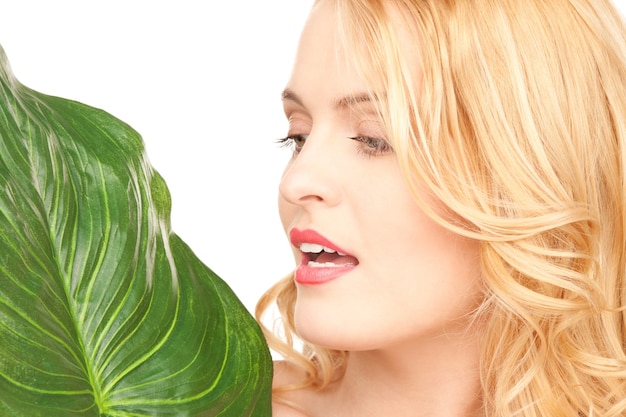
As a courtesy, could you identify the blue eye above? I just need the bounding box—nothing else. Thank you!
[276,134,308,154]
[348,136,393,157]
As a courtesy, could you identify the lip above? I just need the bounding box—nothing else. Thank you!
[289,228,358,285]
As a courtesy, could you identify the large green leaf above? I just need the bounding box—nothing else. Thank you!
[0,45,272,416]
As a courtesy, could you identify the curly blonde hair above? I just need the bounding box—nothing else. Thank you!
[256,0,626,415]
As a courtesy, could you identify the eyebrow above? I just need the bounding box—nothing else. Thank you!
[281,88,377,110]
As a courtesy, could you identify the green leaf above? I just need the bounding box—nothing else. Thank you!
[0,45,272,416]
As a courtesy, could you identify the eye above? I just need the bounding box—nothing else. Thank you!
[348,135,393,157]
[276,134,308,154]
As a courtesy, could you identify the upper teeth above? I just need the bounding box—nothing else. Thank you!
[300,243,346,256]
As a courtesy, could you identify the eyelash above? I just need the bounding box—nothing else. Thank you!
[348,135,393,157]
[276,135,307,154]
[276,135,393,157]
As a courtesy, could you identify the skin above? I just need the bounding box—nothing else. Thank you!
[274,1,485,416]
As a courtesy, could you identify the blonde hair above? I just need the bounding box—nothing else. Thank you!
[256,0,626,415]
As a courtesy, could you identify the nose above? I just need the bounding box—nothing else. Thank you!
[278,134,341,208]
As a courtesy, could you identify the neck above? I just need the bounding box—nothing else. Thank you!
[322,330,484,417]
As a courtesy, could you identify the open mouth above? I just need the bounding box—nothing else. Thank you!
[299,243,359,267]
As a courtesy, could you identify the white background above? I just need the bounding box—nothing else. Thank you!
[0,1,313,315]
[1,0,624,316]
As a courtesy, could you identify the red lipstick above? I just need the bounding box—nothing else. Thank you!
[289,228,358,285]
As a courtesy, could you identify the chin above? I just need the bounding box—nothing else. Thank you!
[294,312,382,352]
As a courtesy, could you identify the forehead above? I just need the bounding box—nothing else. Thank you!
[286,0,423,122]
[292,0,422,91]
[287,1,356,97]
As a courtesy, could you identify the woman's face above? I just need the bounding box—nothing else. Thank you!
[278,0,483,351]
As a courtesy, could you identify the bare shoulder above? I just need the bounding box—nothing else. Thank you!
[272,360,312,417]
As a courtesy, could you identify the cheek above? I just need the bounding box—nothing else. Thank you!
[278,195,296,232]
[277,197,302,265]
